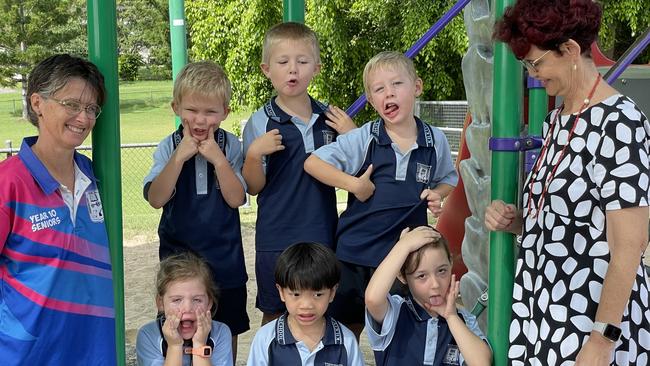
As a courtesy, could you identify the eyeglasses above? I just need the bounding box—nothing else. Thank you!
[520,50,551,73]
[47,97,102,119]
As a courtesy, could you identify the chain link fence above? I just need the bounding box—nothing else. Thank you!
[1,101,467,240]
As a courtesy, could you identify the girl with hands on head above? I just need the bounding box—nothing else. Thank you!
[364,226,492,366]
[136,252,234,366]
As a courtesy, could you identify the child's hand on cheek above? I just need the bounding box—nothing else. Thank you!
[198,125,223,164]
[192,308,212,345]
[425,274,459,319]
[175,120,200,164]
[162,309,184,346]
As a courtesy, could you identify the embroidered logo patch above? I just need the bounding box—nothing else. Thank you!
[86,190,105,223]
[443,344,460,365]
[322,130,335,145]
[416,162,432,184]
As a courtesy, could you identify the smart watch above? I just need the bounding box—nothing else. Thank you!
[184,345,212,358]
[592,322,622,342]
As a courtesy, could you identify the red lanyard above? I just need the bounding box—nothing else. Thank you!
[527,75,601,218]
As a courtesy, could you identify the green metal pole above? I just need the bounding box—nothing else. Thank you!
[488,0,522,364]
[169,0,187,127]
[528,77,547,135]
[86,1,125,365]
[283,0,305,23]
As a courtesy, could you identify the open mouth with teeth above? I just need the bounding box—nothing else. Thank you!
[179,319,197,339]
[66,124,86,134]
[192,128,209,140]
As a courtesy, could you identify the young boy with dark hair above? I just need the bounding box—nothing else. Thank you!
[143,61,249,361]
[304,51,458,338]
[247,243,364,366]
[242,22,355,325]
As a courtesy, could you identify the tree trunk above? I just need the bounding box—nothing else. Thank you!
[21,76,28,121]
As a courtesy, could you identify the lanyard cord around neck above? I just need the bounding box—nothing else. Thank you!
[526,75,602,218]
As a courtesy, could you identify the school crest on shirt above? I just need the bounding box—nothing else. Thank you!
[85,189,105,223]
[322,130,335,145]
[416,162,432,184]
[443,344,460,365]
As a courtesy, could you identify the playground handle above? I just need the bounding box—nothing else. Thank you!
[604,26,650,84]
[345,0,473,118]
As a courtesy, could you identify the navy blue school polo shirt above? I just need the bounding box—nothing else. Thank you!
[312,117,458,267]
[365,295,487,366]
[247,313,365,365]
[143,126,247,289]
[242,96,338,252]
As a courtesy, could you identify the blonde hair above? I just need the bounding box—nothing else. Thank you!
[156,252,220,316]
[172,61,231,107]
[363,51,418,95]
[262,22,320,64]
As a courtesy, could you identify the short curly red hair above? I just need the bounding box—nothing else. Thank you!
[494,0,602,59]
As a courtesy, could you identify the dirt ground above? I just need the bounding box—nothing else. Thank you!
[123,226,650,366]
[123,226,376,365]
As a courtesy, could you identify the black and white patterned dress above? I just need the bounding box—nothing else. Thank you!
[510,95,650,365]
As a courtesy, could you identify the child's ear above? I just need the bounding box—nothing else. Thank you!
[414,77,423,97]
[328,285,338,303]
[155,295,164,313]
[314,62,321,75]
[171,101,179,116]
[396,273,408,285]
[275,284,286,302]
[260,63,271,78]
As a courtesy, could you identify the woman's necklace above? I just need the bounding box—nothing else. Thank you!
[526,75,601,218]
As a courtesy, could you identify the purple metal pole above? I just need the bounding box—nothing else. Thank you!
[605,27,650,84]
[346,0,473,117]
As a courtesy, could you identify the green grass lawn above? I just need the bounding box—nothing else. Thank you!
[0,80,256,242]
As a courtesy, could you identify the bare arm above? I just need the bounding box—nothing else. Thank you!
[304,154,375,202]
[446,314,492,366]
[575,206,648,365]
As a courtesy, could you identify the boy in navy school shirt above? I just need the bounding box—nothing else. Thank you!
[304,51,458,338]
[247,242,365,366]
[242,22,355,325]
[143,61,249,362]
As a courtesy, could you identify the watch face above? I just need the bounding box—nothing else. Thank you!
[603,324,622,341]
[202,347,211,356]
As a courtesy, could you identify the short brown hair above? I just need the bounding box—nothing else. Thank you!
[363,51,418,96]
[26,54,105,127]
[156,251,220,316]
[400,229,452,278]
[172,61,231,108]
[262,22,320,64]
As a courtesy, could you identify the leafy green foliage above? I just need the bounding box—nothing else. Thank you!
[119,53,143,81]
[0,0,86,87]
[599,0,650,64]
[187,0,280,110]
[117,0,171,67]
[187,0,468,123]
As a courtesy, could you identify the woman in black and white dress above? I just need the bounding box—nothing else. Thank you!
[485,0,650,365]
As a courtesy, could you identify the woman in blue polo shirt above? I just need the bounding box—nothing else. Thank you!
[0,54,116,365]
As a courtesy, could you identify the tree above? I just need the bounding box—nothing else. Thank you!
[117,0,171,68]
[0,0,86,119]
[599,0,650,64]
[187,0,468,122]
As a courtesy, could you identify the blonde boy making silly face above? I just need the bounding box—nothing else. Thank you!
[143,61,250,363]
[242,23,355,327]
[304,51,458,338]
